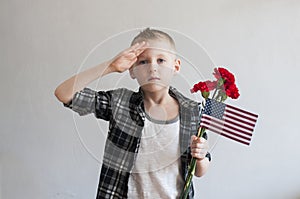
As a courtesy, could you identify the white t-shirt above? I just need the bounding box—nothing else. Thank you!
[128,113,184,199]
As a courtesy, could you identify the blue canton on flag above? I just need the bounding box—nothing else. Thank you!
[203,98,226,120]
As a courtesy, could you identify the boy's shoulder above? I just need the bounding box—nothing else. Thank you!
[107,87,135,95]
[106,87,200,109]
[112,87,143,96]
[169,86,200,108]
[105,87,143,104]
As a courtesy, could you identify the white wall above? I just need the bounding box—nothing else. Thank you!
[1,0,300,198]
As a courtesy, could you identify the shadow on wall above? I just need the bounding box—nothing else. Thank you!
[290,194,300,199]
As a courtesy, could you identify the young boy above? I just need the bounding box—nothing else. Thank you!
[55,28,210,199]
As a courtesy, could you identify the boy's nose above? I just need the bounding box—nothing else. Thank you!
[149,63,158,72]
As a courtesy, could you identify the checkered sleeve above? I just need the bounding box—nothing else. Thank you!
[63,88,112,121]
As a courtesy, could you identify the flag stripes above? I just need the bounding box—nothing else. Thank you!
[200,99,258,145]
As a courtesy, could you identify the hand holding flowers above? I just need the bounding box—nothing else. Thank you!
[180,67,240,199]
[190,136,209,161]
[190,135,210,178]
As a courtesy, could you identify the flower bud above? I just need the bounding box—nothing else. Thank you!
[201,91,210,99]
[217,78,225,87]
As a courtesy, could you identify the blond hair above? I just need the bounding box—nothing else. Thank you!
[131,28,176,50]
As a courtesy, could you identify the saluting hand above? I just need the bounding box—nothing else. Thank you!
[108,41,148,73]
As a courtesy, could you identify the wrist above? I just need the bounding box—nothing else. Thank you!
[102,60,115,75]
[194,157,210,177]
[195,157,205,162]
[195,152,211,162]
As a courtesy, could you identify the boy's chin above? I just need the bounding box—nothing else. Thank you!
[141,83,169,93]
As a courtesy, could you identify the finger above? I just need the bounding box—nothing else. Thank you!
[123,43,140,54]
[191,151,206,159]
[192,139,208,147]
[123,43,147,58]
[191,147,208,154]
[133,42,149,56]
[128,53,138,62]
[192,137,202,145]
[190,136,201,148]
[129,41,147,52]
[191,137,207,146]
[134,46,147,57]
[191,143,206,150]
[134,41,148,50]
[128,57,138,70]
[190,135,197,143]
[191,147,202,153]
[199,137,207,144]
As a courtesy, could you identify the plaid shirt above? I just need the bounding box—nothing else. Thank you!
[64,86,210,199]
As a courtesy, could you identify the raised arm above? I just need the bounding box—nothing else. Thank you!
[54,41,147,104]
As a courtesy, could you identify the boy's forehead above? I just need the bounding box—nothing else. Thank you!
[140,39,176,56]
[146,39,174,50]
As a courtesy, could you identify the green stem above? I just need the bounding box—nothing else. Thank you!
[212,78,225,99]
[181,79,226,198]
[211,88,218,99]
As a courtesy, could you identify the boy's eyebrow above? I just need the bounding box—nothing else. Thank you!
[138,53,170,59]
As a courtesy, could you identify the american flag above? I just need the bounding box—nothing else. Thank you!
[200,98,258,145]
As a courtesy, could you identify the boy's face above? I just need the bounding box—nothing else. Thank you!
[129,39,181,93]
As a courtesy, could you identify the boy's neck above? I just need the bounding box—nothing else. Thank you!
[142,86,179,121]
[142,87,172,105]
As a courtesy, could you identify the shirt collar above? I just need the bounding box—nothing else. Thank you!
[133,86,189,106]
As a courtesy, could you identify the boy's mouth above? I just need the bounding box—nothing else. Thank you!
[148,77,160,81]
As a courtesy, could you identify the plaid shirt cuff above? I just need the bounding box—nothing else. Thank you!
[63,88,97,116]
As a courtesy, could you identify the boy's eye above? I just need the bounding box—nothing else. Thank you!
[157,58,166,63]
[138,60,147,65]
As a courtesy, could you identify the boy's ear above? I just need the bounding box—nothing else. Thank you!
[174,58,181,74]
[129,67,136,79]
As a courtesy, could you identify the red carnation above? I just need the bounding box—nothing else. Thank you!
[225,84,240,99]
[213,67,235,86]
[191,81,217,93]
[191,67,239,100]
[205,80,217,91]
[191,81,208,93]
